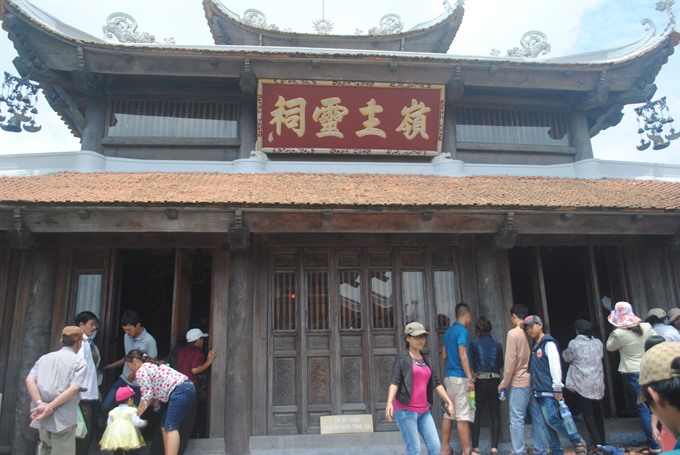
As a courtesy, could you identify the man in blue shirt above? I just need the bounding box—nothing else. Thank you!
[441,303,475,455]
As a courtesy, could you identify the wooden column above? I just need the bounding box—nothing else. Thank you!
[209,247,229,438]
[10,248,58,455]
[81,94,107,153]
[224,248,254,454]
[239,95,257,159]
[473,239,513,442]
[568,111,594,162]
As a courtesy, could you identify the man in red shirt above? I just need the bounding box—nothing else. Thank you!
[176,328,217,386]
[175,328,217,439]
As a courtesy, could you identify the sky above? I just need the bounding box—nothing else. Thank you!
[0,0,679,165]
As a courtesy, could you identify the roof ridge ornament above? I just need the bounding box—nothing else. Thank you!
[313,0,334,35]
[102,13,176,44]
[367,14,404,35]
[656,0,676,34]
[242,9,280,30]
[491,31,551,58]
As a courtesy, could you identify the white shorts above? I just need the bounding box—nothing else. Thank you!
[443,376,475,422]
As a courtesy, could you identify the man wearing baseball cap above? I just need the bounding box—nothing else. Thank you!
[638,342,680,453]
[524,315,587,455]
[646,308,680,342]
[25,326,89,454]
[667,308,680,334]
[176,328,218,437]
[177,328,217,386]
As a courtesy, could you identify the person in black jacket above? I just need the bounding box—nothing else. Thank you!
[470,316,504,454]
[386,322,454,455]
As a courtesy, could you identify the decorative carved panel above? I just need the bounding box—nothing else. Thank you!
[374,356,394,401]
[273,413,298,433]
[341,335,362,350]
[273,357,296,406]
[341,356,363,404]
[307,335,330,351]
[374,334,396,349]
[273,335,296,352]
[308,357,331,405]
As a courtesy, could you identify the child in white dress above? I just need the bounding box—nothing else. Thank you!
[99,385,147,454]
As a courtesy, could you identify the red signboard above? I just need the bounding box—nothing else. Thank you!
[257,80,445,156]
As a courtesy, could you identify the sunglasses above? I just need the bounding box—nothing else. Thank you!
[410,334,428,340]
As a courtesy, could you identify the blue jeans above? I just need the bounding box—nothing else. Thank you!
[509,386,548,455]
[162,380,196,432]
[394,408,441,455]
[622,372,660,450]
[100,377,140,413]
[534,396,582,455]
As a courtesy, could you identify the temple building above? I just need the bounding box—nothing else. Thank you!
[0,0,679,453]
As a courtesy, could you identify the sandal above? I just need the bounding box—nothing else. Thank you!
[473,449,481,454]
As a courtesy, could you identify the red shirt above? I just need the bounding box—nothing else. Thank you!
[176,344,205,386]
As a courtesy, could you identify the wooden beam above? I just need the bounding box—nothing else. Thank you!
[1,208,679,237]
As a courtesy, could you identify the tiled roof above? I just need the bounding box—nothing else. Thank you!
[0,172,679,211]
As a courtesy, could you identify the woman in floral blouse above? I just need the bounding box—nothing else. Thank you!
[125,349,196,455]
[562,319,605,450]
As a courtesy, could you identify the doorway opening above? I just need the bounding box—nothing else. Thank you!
[107,248,214,441]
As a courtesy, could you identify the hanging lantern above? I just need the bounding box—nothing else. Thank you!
[634,97,678,152]
[0,72,42,134]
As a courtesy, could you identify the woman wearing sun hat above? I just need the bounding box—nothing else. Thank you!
[606,301,660,453]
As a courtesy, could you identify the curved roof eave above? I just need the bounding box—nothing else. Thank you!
[2,0,104,43]
[545,17,678,64]
[203,0,464,53]
[2,0,676,70]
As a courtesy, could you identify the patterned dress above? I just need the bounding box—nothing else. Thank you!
[99,405,146,451]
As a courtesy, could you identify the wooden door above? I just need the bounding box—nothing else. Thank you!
[268,246,459,435]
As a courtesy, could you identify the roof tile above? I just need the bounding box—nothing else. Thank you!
[0,172,679,211]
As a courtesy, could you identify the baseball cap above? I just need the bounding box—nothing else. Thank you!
[638,342,680,403]
[404,322,429,337]
[62,326,83,341]
[667,308,680,323]
[523,315,543,326]
[186,328,209,343]
[647,308,667,319]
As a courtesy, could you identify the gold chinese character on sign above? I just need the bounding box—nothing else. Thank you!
[312,97,349,138]
[270,96,307,137]
[396,99,430,140]
[355,98,386,138]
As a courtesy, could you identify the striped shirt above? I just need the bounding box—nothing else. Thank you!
[27,347,88,432]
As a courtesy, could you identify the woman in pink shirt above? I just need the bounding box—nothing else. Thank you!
[386,322,454,455]
[125,349,196,455]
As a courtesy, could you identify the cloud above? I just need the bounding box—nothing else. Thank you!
[1,0,678,164]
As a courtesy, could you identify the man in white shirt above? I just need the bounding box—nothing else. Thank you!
[26,326,88,455]
[75,311,100,455]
